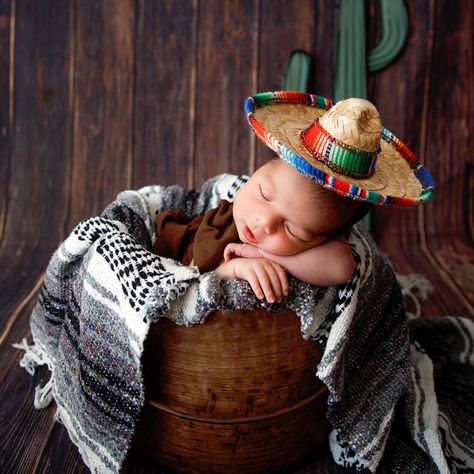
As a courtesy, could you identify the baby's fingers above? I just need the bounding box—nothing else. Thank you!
[223,243,236,262]
[245,271,265,301]
[255,263,283,303]
[262,262,288,302]
[273,263,289,297]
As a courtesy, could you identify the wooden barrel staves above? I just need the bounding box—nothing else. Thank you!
[132,309,330,473]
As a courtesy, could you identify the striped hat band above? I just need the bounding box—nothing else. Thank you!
[300,118,380,179]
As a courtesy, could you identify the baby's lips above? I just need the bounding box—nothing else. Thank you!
[243,225,258,244]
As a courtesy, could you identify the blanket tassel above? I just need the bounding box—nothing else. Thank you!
[12,337,49,375]
[13,337,55,408]
[396,273,433,319]
[34,377,54,409]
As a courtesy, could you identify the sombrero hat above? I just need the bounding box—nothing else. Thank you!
[244,91,434,207]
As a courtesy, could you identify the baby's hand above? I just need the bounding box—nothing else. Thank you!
[216,257,288,303]
[223,243,262,262]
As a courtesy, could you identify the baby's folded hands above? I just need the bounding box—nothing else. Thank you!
[232,257,289,304]
[223,243,262,262]
[215,255,289,304]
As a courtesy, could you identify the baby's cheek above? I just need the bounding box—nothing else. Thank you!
[261,236,299,256]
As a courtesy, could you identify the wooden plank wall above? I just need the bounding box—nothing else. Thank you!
[0,0,472,472]
[369,0,473,318]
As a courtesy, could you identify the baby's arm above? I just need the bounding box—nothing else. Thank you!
[215,257,288,304]
[221,238,354,290]
[259,239,355,286]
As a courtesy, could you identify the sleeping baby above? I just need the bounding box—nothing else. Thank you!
[151,157,370,303]
[149,96,394,303]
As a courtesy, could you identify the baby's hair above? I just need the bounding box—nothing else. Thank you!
[318,190,372,238]
[268,156,372,237]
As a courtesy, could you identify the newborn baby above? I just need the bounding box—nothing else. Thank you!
[151,158,370,303]
[214,158,370,302]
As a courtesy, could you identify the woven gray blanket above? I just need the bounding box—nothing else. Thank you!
[15,174,474,473]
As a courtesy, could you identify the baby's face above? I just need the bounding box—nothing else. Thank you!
[233,160,338,256]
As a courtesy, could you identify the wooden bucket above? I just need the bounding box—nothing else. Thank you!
[132,308,330,473]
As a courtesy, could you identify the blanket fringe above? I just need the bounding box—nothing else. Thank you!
[53,407,62,424]
[12,337,49,375]
[34,377,54,409]
[395,273,433,319]
[13,337,55,409]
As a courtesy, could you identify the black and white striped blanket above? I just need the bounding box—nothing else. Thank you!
[14,174,474,473]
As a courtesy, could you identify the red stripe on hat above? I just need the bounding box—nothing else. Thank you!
[335,179,351,194]
[249,116,266,136]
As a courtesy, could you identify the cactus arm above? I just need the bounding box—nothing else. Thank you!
[282,50,312,92]
[368,0,409,72]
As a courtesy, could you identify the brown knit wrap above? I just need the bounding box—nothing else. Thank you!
[151,199,239,273]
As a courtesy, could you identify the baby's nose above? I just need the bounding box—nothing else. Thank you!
[258,212,278,234]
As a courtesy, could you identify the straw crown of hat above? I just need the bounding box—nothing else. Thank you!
[299,98,383,180]
[318,98,381,152]
[244,91,435,207]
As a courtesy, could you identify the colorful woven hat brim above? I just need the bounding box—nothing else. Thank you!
[244,91,435,208]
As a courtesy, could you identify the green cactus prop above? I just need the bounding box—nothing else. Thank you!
[281,0,408,232]
[282,50,312,93]
[335,0,409,231]
[335,0,408,101]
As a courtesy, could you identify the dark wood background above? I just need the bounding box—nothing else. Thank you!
[0,0,472,472]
